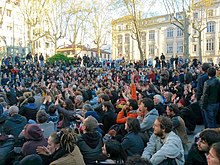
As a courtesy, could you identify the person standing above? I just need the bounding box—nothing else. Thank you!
[201,67,220,128]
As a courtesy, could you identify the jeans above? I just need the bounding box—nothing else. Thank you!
[204,103,219,128]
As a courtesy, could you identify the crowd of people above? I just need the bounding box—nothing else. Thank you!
[0,53,220,165]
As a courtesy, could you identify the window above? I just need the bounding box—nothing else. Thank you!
[206,39,214,51]
[177,28,183,37]
[193,45,197,52]
[125,34,130,44]
[141,32,146,42]
[167,28,173,38]
[118,26,122,31]
[177,42,183,53]
[149,45,155,55]
[6,9,12,17]
[194,12,198,19]
[167,43,173,53]
[149,30,155,40]
[0,7,2,14]
[208,10,213,17]
[7,25,12,30]
[118,35,122,44]
[207,22,215,33]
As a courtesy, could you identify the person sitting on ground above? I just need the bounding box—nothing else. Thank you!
[3,106,27,139]
[37,128,85,165]
[141,116,185,165]
[137,98,158,137]
[166,103,188,154]
[121,118,146,157]
[77,116,102,164]
[21,124,48,156]
[185,129,220,165]
[153,94,166,115]
[36,110,55,139]
[207,142,220,165]
[116,99,138,124]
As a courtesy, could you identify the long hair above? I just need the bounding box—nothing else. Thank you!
[59,128,78,153]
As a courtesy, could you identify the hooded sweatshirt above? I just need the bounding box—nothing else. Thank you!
[3,114,27,138]
[77,132,102,164]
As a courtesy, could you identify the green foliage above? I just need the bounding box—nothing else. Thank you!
[48,53,75,63]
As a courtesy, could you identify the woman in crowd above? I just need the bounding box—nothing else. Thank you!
[37,128,85,165]
[207,142,220,165]
[121,118,146,157]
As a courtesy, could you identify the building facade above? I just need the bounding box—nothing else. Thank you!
[0,0,54,59]
[112,1,220,64]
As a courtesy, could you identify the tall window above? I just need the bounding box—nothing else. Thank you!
[207,22,215,33]
[6,9,12,17]
[177,42,183,53]
[167,28,173,38]
[167,43,173,53]
[0,7,2,14]
[177,28,183,37]
[125,34,130,44]
[149,30,155,40]
[206,39,214,51]
[207,10,213,17]
[193,45,197,52]
[118,35,122,44]
[149,45,154,54]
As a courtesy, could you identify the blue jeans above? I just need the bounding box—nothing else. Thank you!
[204,103,219,128]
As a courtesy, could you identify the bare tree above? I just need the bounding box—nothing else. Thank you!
[192,0,214,63]
[19,0,48,52]
[44,0,71,53]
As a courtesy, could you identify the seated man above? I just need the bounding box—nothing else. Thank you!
[77,116,102,164]
[116,99,138,124]
[137,98,158,136]
[3,106,27,139]
[185,129,220,165]
[141,116,185,165]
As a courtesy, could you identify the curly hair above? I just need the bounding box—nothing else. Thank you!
[59,128,78,153]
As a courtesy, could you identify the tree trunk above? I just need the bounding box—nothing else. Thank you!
[134,19,144,61]
[183,17,190,59]
[198,31,202,63]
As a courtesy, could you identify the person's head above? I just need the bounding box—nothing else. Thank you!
[125,118,140,133]
[177,98,186,108]
[153,94,163,105]
[27,97,35,103]
[8,106,19,116]
[126,156,152,165]
[63,99,74,110]
[153,116,173,137]
[82,104,93,112]
[207,68,216,78]
[127,99,138,111]
[197,129,220,153]
[47,132,60,154]
[59,128,78,153]
[102,101,113,112]
[99,94,110,103]
[17,154,42,165]
[48,104,57,115]
[201,63,211,72]
[139,98,154,113]
[166,104,178,117]
[23,124,44,140]
[82,116,98,133]
[207,142,220,165]
[102,140,127,162]
[36,110,48,124]
[74,95,83,104]
[163,91,173,103]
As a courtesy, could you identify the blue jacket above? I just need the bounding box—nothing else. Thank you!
[121,131,145,156]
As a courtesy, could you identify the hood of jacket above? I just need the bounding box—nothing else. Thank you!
[81,132,101,149]
[8,114,26,124]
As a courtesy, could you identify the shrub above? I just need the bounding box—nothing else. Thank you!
[48,53,75,63]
